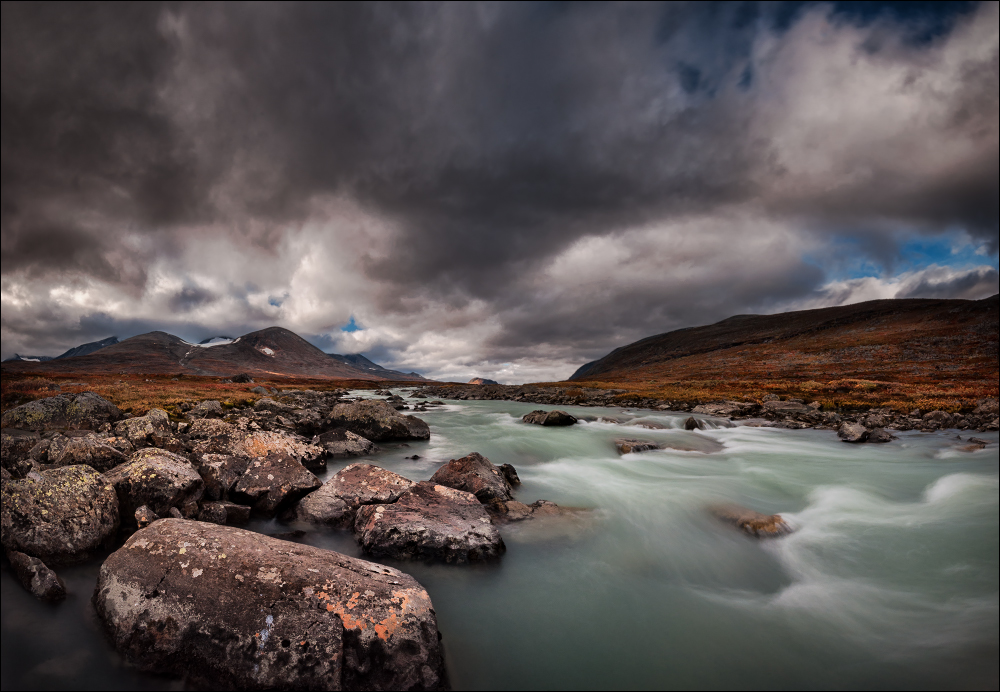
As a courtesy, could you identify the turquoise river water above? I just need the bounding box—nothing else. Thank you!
[2,393,998,690]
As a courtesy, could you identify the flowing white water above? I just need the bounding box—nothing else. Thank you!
[2,394,997,689]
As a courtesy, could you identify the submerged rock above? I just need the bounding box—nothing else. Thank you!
[522,410,577,426]
[93,519,447,690]
[232,452,321,515]
[355,482,505,563]
[326,400,430,442]
[1,392,123,432]
[102,449,204,522]
[296,463,415,526]
[683,417,704,431]
[429,452,513,503]
[312,429,379,459]
[615,439,659,455]
[711,504,792,538]
[1,465,120,563]
[7,549,66,601]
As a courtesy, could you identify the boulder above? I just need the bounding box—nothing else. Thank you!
[0,392,123,432]
[923,410,955,428]
[93,520,447,690]
[711,504,792,538]
[429,452,512,504]
[692,401,755,417]
[102,449,204,522]
[250,386,269,395]
[194,453,250,501]
[197,501,229,525]
[683,417,703,431]
[838,422,869,443]
[615,439,659,455]
[187,418,236,439]
[113,409,174,449]
[354,482,504,563]
[189,400,225,419]
[254,397,290,413]
[312,429,379,459]
[296,464,415,526]
[231,373,254,384]
[52,435,128,472]
[972,398,999,416]
[1,428,38,478]
[192,427,324,472]
[867,427,896,443]
[326,400,430,442]
[1,465,120,563]
[497,463,521,486]
[232,452,321,515]
[522,410,577,426]
[7,549,66,601]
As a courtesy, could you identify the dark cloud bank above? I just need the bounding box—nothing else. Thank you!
[2,1,997,381]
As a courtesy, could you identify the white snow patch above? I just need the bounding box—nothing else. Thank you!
[258,346,275,356]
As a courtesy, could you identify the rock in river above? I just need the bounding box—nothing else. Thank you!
[429,452,512,503]
[837,422,869,443]
[312,429,379,459]
[295,463,415,526]
[355,482,505,563]
[103,449,204,522]
[1,465,120,563]
[326,400,430,442]
[7,549,66,601]
[615,439,659,455]
[93,519,447,690]
[711,504,792,538]
[522,410,578,426]
[0,392,123,432]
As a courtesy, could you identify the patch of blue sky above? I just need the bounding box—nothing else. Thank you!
[341,316,361,333]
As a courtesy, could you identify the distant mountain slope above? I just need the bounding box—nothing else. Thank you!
[328,353,428,382]
[2,354,53,363]
[2,327,430,381]
[54,336,119,360]
[570,295,998,385]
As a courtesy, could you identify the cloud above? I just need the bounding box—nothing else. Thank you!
[1,2,997,381]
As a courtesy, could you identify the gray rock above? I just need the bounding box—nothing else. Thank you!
[232,452,321,515]
[429,452,512,504]
[326,400,430,442]
[1,428,38,478]
[250,386,269,395]
[973,398,999,416]
[923,410,955,428]
[188,400,225,419]
[838,422,869,443]
[354,482,505,563]
[867,427,896,443]
[0,392,123,432]
[93,519,447,690]
[615,439,659,455]
[52,435,128,472]
[312,429,379,459]
[253,397,290,413]
[113,409,175,449]
[762,400,810,413]
[194,453,250,501]
[1,465,120,563]
[7,549,66,601]
[102,449,204,522]
[296,463,415,526]
[522,410,577,426]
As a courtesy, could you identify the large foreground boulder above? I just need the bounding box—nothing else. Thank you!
[1,392,123,432]
[102,449,204,521]
[93,520,447,690]
[1,465,120,563]
[522,410,577,426]
[326,400,430,442]
[232,452,321,514]
[429,452,512,504]
[296,464,415,526]
[355,482,504,563]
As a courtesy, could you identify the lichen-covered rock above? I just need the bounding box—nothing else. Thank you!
[233,452,321,515]
[113,409,175,449]
[429,452,512,503]
[522,410,577,426]
[312,429,379,459]
[1,428,38,478]
[7,549,66,601]
[102,449,204,522]
[194,453,250,501]
[296,464,416,526]
[52,435,128,472]
[711,504,792,538]
[192,425,324,472]
[1,465,120,563]
[1,392,123,432]
[326,400,430,442]
[355,482,505,563]
[614,439,659,455]
[93,519,447,690]
[838,422,869,443]
[188,400,225,419]
[197,501,229,525]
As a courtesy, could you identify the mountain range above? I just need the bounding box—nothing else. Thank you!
[1,327,428,381]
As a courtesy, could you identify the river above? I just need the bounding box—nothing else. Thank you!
[2,394,998,689]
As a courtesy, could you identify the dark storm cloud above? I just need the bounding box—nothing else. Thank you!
[2,1,997,372]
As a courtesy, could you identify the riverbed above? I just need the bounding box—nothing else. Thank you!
[2,395,997,690]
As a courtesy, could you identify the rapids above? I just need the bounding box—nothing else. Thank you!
[2,394,997,689]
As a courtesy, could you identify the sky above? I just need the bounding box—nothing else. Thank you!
[1,1,997,382]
